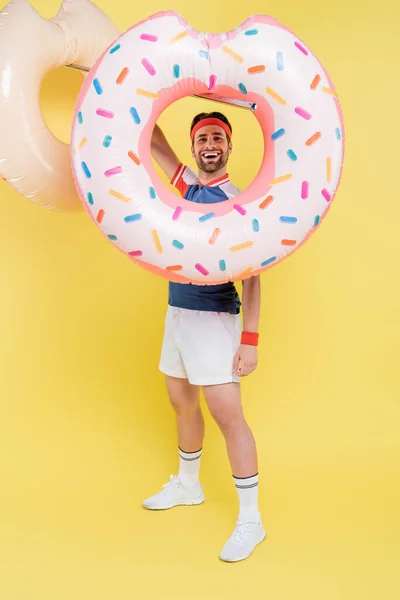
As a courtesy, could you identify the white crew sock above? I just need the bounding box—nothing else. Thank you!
[177,446,202,487]
[233,473,261,522]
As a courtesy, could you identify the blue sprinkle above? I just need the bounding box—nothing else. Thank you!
[198,50,209,59]
[172,240,184,250]
[129,107,141,124]
[261,257,277,267]
[81,162,91,178]
[149,186,156,199]
[271,128,285,141]
[287,149,297,161]
[335,127,341,141]
[87,192,93,205]
[252,219,259,232]
[77,111,83,124]
[245,29,258,36]
[314,215,320,226]
[110,44,121,54]
[173,64,180,78]
[103,135,112,148]
[219,260,227,272]
[276,51,284,71]
[280,216,298,223]
[93,78,103,95]
[238,83,247,95]
[124,214,142,223]
[108,234,117,241]
[199,212,215,223]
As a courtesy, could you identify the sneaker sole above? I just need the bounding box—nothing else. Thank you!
[219,531,267,563]
[142,496,205,510]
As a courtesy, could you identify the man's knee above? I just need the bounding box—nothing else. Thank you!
[166,376,200,416]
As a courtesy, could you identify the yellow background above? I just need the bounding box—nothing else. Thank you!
[1,0,399,598]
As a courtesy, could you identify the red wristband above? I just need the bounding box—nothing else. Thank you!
[241,331,259,346]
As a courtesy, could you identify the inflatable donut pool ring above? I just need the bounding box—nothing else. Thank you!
[0,0,120,212]
[71,11,345,283]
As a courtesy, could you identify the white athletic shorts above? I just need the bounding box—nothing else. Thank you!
[159,306,241,386]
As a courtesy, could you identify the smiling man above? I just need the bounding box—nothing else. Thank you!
[143,111,266,563]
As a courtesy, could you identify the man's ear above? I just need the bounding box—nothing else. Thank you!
[228,142,233,155]
[191,144,195,158]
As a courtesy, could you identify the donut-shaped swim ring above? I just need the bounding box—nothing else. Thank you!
[0,0,119,212]
[71,11,344,283]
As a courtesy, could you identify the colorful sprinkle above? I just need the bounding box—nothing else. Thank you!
[87,192,93,205]
[209,228,221,244]
[108,234,117,241]
[326,157,332,182]
[77,111,83,124]
[129,107,141,124]
[149,186,156,199]
[335,127,341,141]
[314,216,320,226]
[172,240,184,250]
[281,239,297,246]
[198,50,209,59]
[136,89,158,99]
[311,74,321,90]
[166,265,183,271]
[110,189,131,202]
[287,149,297,161]
[105,166,122,177]
[252,219,259,232]
[295,107,312,120]
[93,78,103,95]
[109,44,121,54]
[128,151,140,165]
[142,58,156,76]
[294,41,308,55]
[169,31,188,44]
[103,135,112,148]
[261,257,277,267]
[222,46,244,63]
[260,195,273,209]
[237,267,253,278]
[248,65,265,74]
[172,206,183,221]
[152,230,163,253]
[238,83,247,94]
[199,212,215,222]
[129,250,143,257]
[269,174,292,184]
[276,52,284,71]
[208,74,217,90]
[245,29,258,35]
[140,34,158,42]
[271,128,285,141]
[323,87,337,97]
[321,189,331,202]
[74,137,87,154]
[230,241,254,252]
[266,87,286,105]
[124,214,142,223]
[81,162,91,178]
[306,132,322,146]
[233,204,247,216]
[219,260,227,272]
[280,216,298,223]
[173,64,180,78]
[96,109,114,119]
[195,263,209,276]
[116,67,129,84]
[301,181,309,199]
[96,209,105,223]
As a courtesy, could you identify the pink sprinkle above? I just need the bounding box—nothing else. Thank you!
[294,41,308,55]
[321,188,331,202]
[142,58,156,76]
[208,74,217,90]
[104,166,122,177]
[233,204,247,216]
[301,181,309,199]
[129,250,143,257]
[295,106,312,120]
[195,263,209,276]
[96,109,114,119]
[140,34,158,42]
[172,206,183,221]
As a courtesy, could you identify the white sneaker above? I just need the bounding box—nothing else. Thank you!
[219,520,266,562]
[142,475,205,510]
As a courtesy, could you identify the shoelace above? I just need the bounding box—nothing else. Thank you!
[232,522,255,545]
[162,475,181,490]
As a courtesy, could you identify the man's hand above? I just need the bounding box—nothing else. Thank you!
[233,344,258,378]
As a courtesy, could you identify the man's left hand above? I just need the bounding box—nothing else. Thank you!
[233,344,258,378]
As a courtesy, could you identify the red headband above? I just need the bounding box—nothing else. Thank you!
[190,118,232,141]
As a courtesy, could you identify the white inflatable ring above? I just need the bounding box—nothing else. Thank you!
[0,0,119,212]
[71,11,344,283]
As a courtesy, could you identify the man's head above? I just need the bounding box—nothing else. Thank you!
[190,112,233,175]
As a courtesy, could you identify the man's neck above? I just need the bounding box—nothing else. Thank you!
[198,167,228,185]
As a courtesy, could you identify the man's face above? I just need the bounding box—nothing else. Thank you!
[191,125,232,174]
